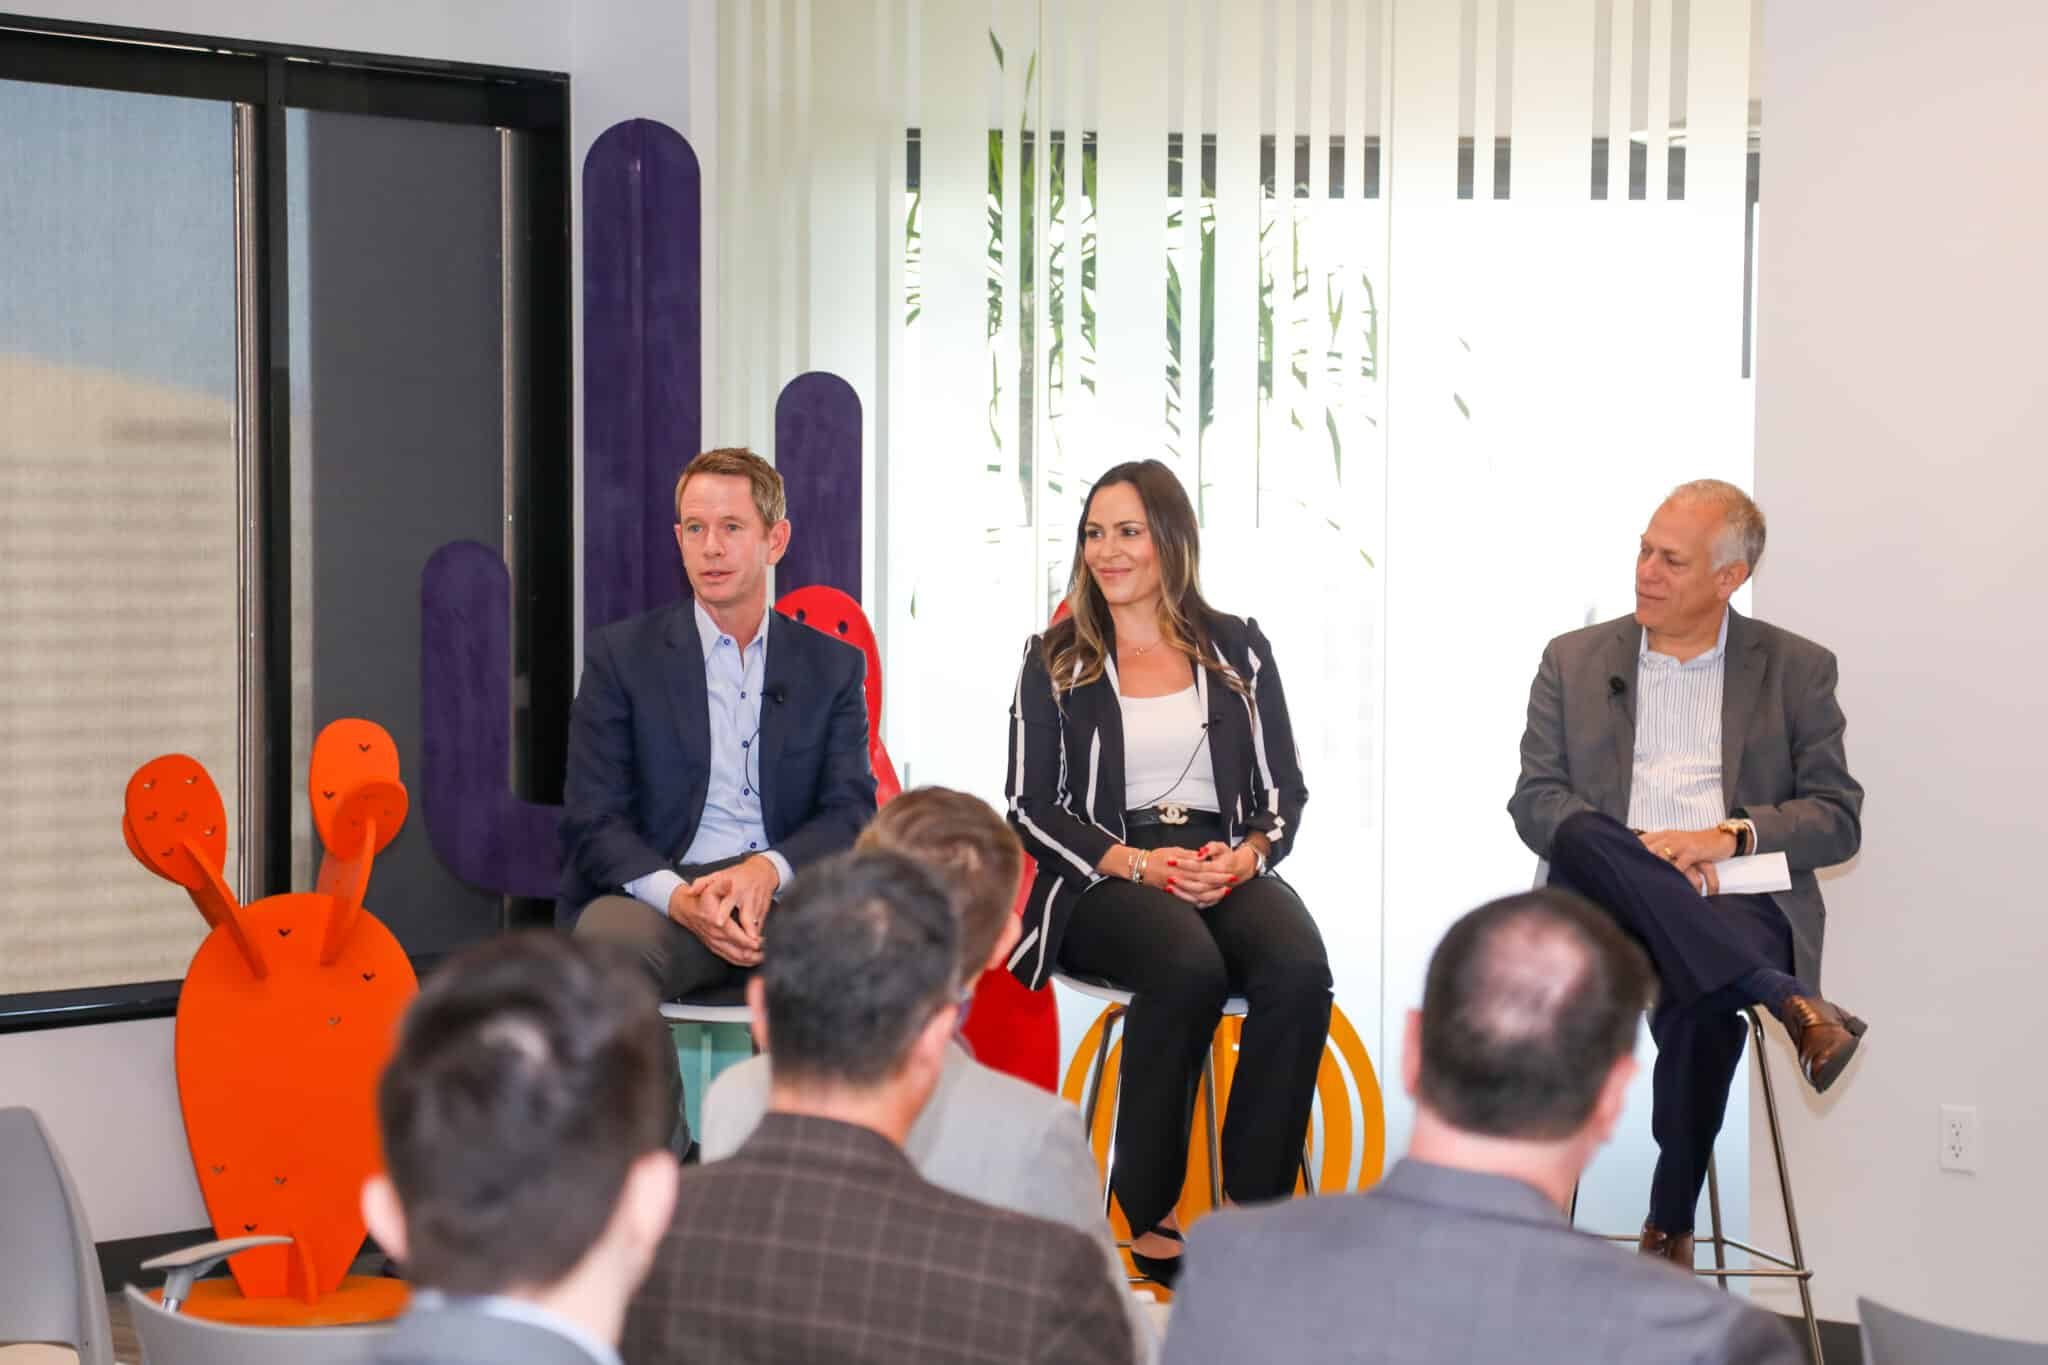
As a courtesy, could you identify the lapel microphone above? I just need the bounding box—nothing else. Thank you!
[764,685,788,705]
[1608,675,1628,697]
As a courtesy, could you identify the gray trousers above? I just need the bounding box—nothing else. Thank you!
[572,872,754,1158]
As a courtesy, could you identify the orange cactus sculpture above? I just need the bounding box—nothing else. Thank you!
[123,720,418,1306]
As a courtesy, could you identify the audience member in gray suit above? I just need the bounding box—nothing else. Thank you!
[362,934,680,1365]
[701,786,1157,1358]
[1162,889,1802,1365]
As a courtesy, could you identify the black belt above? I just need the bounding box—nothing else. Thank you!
[1124,803,1223,831]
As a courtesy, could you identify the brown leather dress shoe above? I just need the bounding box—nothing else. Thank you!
[1777,995,1869,1094]
[1638,1221,1695,1268]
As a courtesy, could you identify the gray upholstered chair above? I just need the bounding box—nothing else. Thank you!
[1860,1297,2048,1365]
[0,1107,113,1365]
[122,1285,388,1365]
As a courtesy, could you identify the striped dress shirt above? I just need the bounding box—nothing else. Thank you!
[1625,609,1730,832]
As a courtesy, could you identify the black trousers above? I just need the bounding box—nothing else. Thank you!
[1058,820,1332,1235]
[1546,810,1793,1232]
[572,854,754,1159]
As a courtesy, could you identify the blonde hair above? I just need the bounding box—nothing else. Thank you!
[855,787,1023,978]
[1044,460,1247,697]
[674,447,787,528]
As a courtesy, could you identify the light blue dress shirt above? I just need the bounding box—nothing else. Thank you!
[407,1290,621,1365]
[1626,607,1730,832]
[624,600,793,914]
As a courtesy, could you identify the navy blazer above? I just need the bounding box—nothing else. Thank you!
[1004,611,1308,989]
[557,602,876,923]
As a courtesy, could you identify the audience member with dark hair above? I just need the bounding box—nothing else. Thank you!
[623,849,1134,1365]
[701,786,1157,1357]
[363,933,680,1365]
[1160,889,1801,1365]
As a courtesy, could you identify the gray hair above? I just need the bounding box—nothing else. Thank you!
[1667,478,1766,572]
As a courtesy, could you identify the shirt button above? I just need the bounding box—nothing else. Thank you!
[740,691,747,698]
[742,787,751,796]
[748,842,758,849]
[741,739,750,749]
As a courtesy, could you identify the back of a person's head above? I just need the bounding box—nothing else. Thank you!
[856,786,1023,978]
[1417,889,1655,1139]
[375,932,668,1295]
[761,848,961,1088]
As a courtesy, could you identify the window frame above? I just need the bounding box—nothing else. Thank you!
[0,13,572,1031]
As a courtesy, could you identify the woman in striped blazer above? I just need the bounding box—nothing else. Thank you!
[1005,459,1332,1288]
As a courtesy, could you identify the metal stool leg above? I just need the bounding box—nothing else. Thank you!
[1705,1154,1730,1288]
[1080,1005,1124,1213]
[1752,1009,1824,1365]
[1201,1047,1224,1208]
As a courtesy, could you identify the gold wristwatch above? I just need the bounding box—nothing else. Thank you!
[1716,819,1754,856]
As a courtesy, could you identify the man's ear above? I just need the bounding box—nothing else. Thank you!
[984,915,1023,976]
[1716,558,1752,602]
[766,518,792,567]
[746,975,771,1053]
[360,1173,408,1266]
[616,1149,681,1260]
[909,1000,959,1080]
[1588,1054,1639,1146]
[1401,1009,1424,1099]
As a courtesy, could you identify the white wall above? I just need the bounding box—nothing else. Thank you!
[1748,0,2048,1338]
[0,1019,203,1240]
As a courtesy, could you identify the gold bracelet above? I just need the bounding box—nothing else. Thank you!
[1128,848,1148,884]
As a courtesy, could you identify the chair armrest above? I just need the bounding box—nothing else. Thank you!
[141,1235,291,1311]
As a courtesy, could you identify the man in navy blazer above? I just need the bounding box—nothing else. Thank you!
[561,448,876,1154]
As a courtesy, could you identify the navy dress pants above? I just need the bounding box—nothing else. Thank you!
[1545,810,1793,1233]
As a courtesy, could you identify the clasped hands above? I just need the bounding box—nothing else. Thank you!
[1637,826,1739,895]
[667,854,780,966]
[1131,840,1259,909]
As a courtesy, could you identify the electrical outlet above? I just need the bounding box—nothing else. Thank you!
[1940,1105,1980,1173]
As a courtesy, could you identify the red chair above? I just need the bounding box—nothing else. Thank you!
[773,585,1060,1088]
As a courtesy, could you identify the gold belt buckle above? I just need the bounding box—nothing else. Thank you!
[1158,802,1189,826]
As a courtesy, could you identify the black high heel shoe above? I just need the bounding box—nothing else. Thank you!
[1128,1225,1185,1288]
[1128,1247,1182,1290]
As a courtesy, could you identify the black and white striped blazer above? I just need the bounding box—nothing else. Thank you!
[1003,611,1309,990]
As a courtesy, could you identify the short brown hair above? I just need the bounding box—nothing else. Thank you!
[1417,888,1655,1140]
[673,447,786,527]
[856,787,1024,978]
[376,933,668,1294]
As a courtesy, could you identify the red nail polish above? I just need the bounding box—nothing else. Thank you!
[1228,877,1238,885]
[1168,859,1178,867]
[1168,877,1177,887]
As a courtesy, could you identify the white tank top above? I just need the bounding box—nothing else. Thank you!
[1117,684,1220,813]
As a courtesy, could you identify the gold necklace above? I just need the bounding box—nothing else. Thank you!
[1124,637,1164,656]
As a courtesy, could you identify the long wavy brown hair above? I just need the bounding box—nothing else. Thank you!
[1042,460,1247,697]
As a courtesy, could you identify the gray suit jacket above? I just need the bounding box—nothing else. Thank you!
[702,1043,1158,1360]
[1508,609,1862,986]
[1161,1159,1801,1365]
[374,1300,613,1365]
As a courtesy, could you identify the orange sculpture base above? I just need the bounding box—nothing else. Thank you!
[152,1274,409,1327]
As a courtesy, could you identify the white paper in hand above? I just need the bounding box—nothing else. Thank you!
[1700,851,1792,897]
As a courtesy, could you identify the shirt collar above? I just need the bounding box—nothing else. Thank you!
[1376,1157,1568,1228]
[692,598,771,664]
[1638,606,1730,666]
[408,1290,622,1365]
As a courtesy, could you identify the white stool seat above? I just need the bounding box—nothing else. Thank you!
[658,985,750,1025]
[1055,972,1248,1017]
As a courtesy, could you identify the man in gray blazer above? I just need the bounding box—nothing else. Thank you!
[363,934,680,1365]
[1508,479,1866,1265]
[700,787,1155,1357]
[1162,890,1801,1365]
